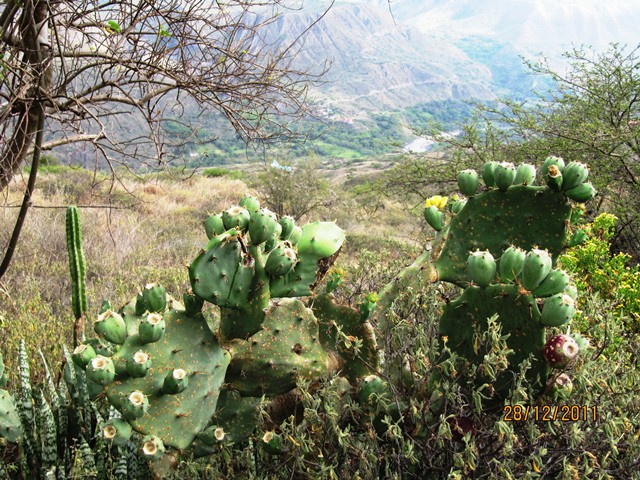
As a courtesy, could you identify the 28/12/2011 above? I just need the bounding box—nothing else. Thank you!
[503,404,598,422]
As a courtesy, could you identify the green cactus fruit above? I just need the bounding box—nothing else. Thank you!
[72,343,97,368]
[264,233,279,253]
[202,390,260,444]
[564,283,578,301]
[138,313,166,344]
[288,225,303,246]
[103,419,133,446]
[141,435,166,460]
[162,368,189,394]
[358,375,390,405]
[121,390,149,420]
[142,283,167,313]
[547,373,573,401]
[467,251,496,288]
[204,213,225,239]
[533,269,570,297]
[521,249,552,291]
[297,221,345,259]
[265,246,297,277]
[198,426,227,445]
[449,197,467,214]
[494,162,516,191]
[86,355,115,386]
[482,161,498,187]
[94,310,127,344]
[325,270,343,294]
[279,216,295,240]
[238,195,260,214]
[183,290,204,315]
[423,206,444,231]
[541,156,565,176]
[126,351,152,378]
[514,163,536,185]
[261,431,284,455]
[457,169,479,196]
[565,182,596,202]
[545,164,563,191]
[540,293,576,327]
[561,162,589,191]
[567,229,588,247]
[135,291,146,316]
[222,205,250,231]
[498,246,526,283]
[248,208,279,245]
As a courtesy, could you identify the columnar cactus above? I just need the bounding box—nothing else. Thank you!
[66,206,88,344]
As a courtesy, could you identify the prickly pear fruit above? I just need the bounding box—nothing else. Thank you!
[513,163,536,186]
[249,208,279,245]
[522,249,552,291]
[121,390,149,420]
[94,310,127,344]
[561,162,589,191]
[261,431,283,455]
[565,182,596,202]
[358,374,390,405]
[545,164,563,191]
[457,169,479,196]
[279,216,295,240]
[138,313,166,344]
[564,283,578,301]
[482,161,498,187]
[141,435,166,460]
[494,162,516,191]
[297,221,345,259]
[265,246,297,277]
[222,206,250,231]
[126,351,152,378]
[135,291,146,316]
[239,195,260,213]
[467,251,496,288]
[204,213,225,239]
[142,283,167,313]
[103,418,133,446]
[547,373,573,400]
[423,206,444,231]
[183,290,204,315]
[540,293,576,327]
[543,334,579,368]
[162,368,189,394]
[533,269,570,297]
[498,246,526,283]
[86,355,116,386]
[72,343,97,368]
[542,156,565,176]
[288,225,303,246]
[449,197,467,214]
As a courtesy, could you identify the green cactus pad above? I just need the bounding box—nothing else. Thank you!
[104,305,231,450]
[0,388,22,443]
[312,292,379,381]
[199,389,260,444]
[439,285,548,398]
[189,231,255,308]
[434,186,571,285]
[226,299,329,396]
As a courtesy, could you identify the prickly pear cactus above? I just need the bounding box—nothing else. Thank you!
[0,351,22,444]
[377,157,595,402]
[84,195,379,460]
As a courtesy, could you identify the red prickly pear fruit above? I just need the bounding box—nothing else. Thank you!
[494,162,516,191]
[457,169,479,196]
[423,206,444,231]
[498,246,526,283]
[514,163,536,186]
[521,249,552,291]
[541,293,576,327]
[482,161,498,187]
[565,182,596,202]
[561,162,590,191]
[467,251,496,288]
[543,334,579,368]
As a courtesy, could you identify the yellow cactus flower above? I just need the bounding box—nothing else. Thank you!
[425,195,448,210]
